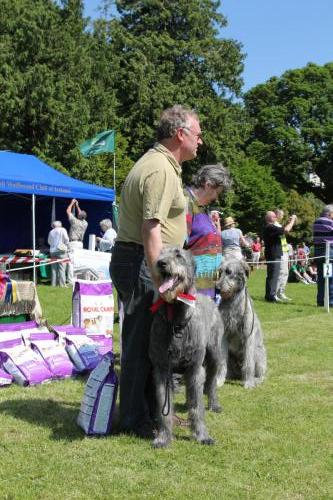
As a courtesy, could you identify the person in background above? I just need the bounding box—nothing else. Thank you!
[66,198,88,249]
[275,208,292,301]
[47,221,69,287]
[184,164,232,301]
[263,211,297,302]
[288,260,316,284]
[210,210,222,233]
[96,219,117,252]
[66,199,88,284]
[251,236,262,269]
[307,261,318,283]
[287,243,294,268]
[110,104,203,438]
[221,216,248,260]
[313,204,333,306]
[302,241,310,263]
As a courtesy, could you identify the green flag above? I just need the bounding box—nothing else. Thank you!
[79,130,115,157]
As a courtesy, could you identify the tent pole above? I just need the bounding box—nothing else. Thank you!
[32,194,36,284]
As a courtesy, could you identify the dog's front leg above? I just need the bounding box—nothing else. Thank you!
[217,334,228,388]
[185,366,215,445]
[242,336,256,388]
[152,366,173,448]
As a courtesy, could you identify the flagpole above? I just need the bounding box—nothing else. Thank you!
[113,152,116,200]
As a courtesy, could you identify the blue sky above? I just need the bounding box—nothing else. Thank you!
[84,0,333,91]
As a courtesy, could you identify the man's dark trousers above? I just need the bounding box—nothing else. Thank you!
[265,260,281,301]
[110,242,157,435]
[315,245,333,306]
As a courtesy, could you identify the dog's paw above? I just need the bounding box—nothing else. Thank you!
[243,379,256,389]
[199,436,215,446]
[152,434,171,449]
[216,376,226,388]
[208,403,223,413]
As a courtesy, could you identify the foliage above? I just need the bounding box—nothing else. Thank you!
[0,0,329,232]
[282,189,324,244]
[221,156,286,234]
[109,0,247,168]
[0,280,331,498]
[0,0,120,186]
[244,63,333,201]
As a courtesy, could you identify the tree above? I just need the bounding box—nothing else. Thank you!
[244,63,333,201]
[283,190,324,244]
[222,157,286,234]
[0,0,120,187]
[107,0,247,169]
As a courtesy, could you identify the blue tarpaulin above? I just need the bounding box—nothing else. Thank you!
[0,151,115,201]
[0,152,115,255]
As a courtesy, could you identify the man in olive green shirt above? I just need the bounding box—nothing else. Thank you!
[110,105,202,438]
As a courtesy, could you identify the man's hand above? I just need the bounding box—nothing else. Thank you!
[142,219,162,288]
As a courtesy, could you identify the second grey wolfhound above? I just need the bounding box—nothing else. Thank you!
[149,247,224,448]
[216,258,267,389]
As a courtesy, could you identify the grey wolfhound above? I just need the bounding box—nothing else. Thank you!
[149,246,224,448]
[216,258,267,389]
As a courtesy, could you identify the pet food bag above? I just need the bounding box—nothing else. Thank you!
[77,352,118,436]
[87,334,113,357]
[28,332,77,379]
[72,280,114,340]
[52,324,113,359]
[61,330,102,372]
[0,329,52,386]
[0,368,13,387]
[0,320,40,335]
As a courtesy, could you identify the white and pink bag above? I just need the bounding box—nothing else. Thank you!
[0,368,13,387]
[72,280,114,344]
[0,323,52,386]
[77,352,118,436]
[27,332,77,379]
[52,326,102,373]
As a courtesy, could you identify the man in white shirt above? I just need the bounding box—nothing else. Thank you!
[47,221,69,287]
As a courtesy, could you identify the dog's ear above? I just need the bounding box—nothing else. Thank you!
[241,260,250,278]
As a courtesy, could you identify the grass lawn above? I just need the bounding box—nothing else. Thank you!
[0,270,332,499]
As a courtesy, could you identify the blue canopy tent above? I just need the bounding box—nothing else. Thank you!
[0,151,115,281]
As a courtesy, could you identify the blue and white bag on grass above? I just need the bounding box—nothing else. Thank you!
[77,352,118,436]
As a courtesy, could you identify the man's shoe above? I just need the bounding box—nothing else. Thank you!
[265,297,279,303]
[273,295,283,302]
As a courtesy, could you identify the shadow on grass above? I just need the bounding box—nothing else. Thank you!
[0,398,84,442]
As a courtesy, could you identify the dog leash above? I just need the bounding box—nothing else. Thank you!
[150,298,195,417]
[161,315,193,417]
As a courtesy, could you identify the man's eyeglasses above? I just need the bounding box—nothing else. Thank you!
[182,126,203,141]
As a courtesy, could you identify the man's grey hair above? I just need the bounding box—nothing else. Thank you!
[320,204,333,217]
[100,218,112,229]
[52,220,62,228]
[78,210,87,220]
[156,105,199,140]
[191,164,232,192]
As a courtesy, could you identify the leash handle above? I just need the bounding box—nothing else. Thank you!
[161,349,173,416]
[161,377,171,416]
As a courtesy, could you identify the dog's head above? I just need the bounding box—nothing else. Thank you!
[154,246,196,303]
[216,258,249,300]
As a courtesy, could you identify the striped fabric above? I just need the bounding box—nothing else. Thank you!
[184,189,222,299]
[313,217,333,246]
